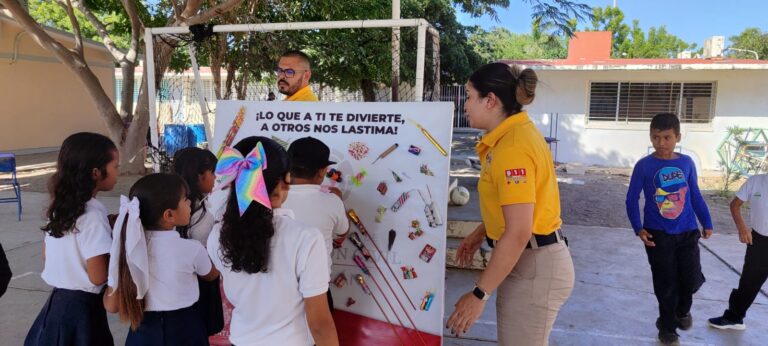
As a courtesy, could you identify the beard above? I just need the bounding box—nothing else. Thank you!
[277,80,293,95]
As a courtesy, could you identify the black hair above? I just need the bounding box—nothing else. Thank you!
[280,50,312,68]
[173,147,217,238]
[42,132,117,238]
[650,113,681,135]
[468,63,537,116]
[129,173,189,230]
[115,173,188,330]
[218,136,291,274]
[290,165,322,180]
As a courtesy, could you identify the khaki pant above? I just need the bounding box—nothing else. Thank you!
[496,242,575,346]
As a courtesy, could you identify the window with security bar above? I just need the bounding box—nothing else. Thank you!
[588,82,716,123]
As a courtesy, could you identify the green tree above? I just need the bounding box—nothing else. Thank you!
[468,24,567,62]
[621,21,693,58]
[584,7,694,58]
[2,0,245,173]
[729,28,768,60]
[587,5,629,57]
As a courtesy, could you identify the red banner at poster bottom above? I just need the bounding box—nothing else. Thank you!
[209,285,441,346]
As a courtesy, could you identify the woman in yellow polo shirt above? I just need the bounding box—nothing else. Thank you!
[446,63,575,345]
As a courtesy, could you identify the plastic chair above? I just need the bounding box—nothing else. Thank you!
[0,153,22,221]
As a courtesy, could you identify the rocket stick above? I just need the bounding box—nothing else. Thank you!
[354,255,405,328]
[355,274,405,345]
[355,255,427,346]
[347,209,418,310]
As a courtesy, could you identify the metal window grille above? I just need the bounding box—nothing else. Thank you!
[588,81,716,123]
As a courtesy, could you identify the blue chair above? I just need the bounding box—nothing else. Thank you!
[0,153,21,221]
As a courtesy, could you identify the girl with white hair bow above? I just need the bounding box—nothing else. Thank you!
[104,173,219,345]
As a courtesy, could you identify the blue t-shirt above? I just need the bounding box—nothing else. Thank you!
[625,154,713,235]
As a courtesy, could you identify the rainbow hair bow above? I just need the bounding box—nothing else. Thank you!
[215,143,271,215]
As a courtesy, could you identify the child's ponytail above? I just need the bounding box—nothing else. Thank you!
[116,214,145,330]
[108,196,150,330]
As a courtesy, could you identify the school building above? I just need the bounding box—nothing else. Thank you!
[504,31,768,170]
[0,8,114,153]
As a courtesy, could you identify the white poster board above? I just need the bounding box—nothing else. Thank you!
[211,100,453,344]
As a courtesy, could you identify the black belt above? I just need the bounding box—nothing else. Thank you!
[486,229,567,249]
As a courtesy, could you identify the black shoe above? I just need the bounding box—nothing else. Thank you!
[708,316,746,330]
[658,331,681,346]
[678,312,692,330]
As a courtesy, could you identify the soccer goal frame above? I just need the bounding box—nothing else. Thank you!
[143,19,441,149]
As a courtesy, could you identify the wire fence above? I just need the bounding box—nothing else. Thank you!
[128,25,454,161]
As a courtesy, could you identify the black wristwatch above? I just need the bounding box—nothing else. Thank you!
[472,285,490,301]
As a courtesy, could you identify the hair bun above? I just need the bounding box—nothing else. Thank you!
[514,67,537,106]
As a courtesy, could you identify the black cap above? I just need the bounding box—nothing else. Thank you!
[287,137,336,170]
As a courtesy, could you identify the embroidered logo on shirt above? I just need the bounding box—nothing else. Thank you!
[505,168,527,184]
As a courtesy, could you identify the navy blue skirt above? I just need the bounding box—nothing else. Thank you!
[126,305,209,346]
[24,288,113,346]
[193,276,224,336]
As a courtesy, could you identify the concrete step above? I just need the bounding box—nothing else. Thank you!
[447,220,481,238]
[445,237,489,271]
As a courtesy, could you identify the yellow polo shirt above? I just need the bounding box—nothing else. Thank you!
[477,111,562,240]
[285,85,318,101]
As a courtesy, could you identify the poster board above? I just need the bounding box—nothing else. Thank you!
[210,100,453,345]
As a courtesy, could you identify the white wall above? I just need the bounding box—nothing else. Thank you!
[524,69,768,170]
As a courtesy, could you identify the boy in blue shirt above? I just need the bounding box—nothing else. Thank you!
[626,113,713,346]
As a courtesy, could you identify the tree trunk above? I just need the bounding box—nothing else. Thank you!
[119,42,176,174]
[211,33,227,100]
[224,61,237,100]
[119,62,136,124]
[361,79,376,102]
[235,73,248,100]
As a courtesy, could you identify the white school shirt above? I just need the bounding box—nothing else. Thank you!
[283,185,348,275]
[143,230,212,311]
[207,208,329,346]
[189,200,216,247]
[41,198,113,294]
[736,174,768,236]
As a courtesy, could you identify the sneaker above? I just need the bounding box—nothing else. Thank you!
[708,316,746,330]
[658,331,681,346]
[678,312,692,330]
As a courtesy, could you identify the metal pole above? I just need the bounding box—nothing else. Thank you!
[415,22,427,102]
[145,28,159,151]
[391,0,400,102]
[188,43,213,144]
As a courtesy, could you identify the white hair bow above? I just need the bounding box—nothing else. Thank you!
[107,195,150,299]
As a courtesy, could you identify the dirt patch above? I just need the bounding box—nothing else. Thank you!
[558,167,744,235]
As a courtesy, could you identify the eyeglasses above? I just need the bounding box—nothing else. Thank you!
[274,67,305,78]
[654,192,681,203]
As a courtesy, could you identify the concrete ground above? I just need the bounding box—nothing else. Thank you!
[2,131,766,345]
[3,196,767,345]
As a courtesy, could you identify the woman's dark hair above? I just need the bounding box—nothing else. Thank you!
[468,62,538,116]
[218,136,290,274]
[173,147,217,238]
[115,173,188,330]
[42,132,117,238]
